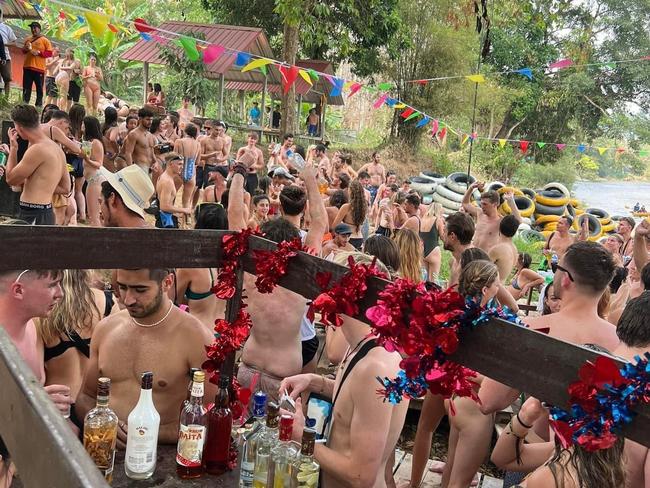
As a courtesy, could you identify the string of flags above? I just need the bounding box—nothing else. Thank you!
[30,0,650,159]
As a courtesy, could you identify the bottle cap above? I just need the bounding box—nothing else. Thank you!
[193,370,205,383]
[252,391,267,418]
[189,367,200,379]
[97,377,111,396]
[301,428,316,455]
[279,414,293,441]
[266,402,280,428]
[141,371,153,389]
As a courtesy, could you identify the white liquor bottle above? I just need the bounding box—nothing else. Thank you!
[125,371,160,480]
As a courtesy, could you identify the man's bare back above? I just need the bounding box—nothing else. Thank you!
[489,241,518,283]
[79,308,214,444]
[13,138,66,205]
[524,311,619,351]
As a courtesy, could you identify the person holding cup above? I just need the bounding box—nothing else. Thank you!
[235,131,265,194]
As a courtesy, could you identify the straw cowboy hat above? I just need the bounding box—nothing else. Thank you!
[98,166,154,218]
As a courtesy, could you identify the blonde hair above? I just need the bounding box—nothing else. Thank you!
[459,260,499,298]
[37,269,100,344]
[393,229,423,282]
[332,251,389,275]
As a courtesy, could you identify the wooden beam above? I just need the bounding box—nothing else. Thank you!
[219,74,225,120]
[143,62,149,106]
[0,327,110,487]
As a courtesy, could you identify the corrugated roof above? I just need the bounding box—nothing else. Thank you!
[1,0,40,19]
[121,21,280,85]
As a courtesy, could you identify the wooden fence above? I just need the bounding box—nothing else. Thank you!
[0,225,648,486]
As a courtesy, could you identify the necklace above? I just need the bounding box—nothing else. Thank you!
[339,335,373,370]
[131,302,174,328]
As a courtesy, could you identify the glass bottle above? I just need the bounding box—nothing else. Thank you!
[125,372,160,480]
[83,377,118,484]
[252,403,280,488]
[180,367,201,416]
[203,374,233,475]
[290,429,319,488]
[239,391,268,487]
[270,414,299,488]
[176,370,208,479]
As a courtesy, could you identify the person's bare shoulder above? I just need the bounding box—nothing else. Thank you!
[177,311,213,345]
[521,314,551,331]
[95,309,130,340]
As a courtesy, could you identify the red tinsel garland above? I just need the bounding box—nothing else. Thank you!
[253,237,305,293]
[212,228,259,299]
[307,255,388,327]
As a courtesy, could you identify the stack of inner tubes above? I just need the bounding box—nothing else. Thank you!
[432,172,479,215]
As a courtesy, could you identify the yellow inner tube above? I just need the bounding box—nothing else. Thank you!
[499,199,535,218]
[570,198,580,207]
[535,193,570,206]
[588,233,603,242]
[541,230,554,239]
[534,214,562,225]
[599,217,612,225]
[544,222,558,231]
[575,208,585,215]
[601,222,616,233]
[497,187,524,197]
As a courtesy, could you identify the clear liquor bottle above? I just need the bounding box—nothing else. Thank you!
[290,429,319,488]
[125,372,160,480]
[252,403,280,488]
[176,370,208,479]
[270,414,299,488]
[239,391,268,487]
[83,377,118,484]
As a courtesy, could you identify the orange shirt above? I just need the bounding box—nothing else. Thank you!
[23,35,52,73]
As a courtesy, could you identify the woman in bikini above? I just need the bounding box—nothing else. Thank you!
[82,54,103,116]
[332,179,367,250]
[507,252,545,300]
[419,202,445,282]
[81,116,105,227]
[101,106,120,173]
[56,48,75,110]
[174,123,201,225]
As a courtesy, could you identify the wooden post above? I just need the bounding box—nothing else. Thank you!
[219,73,225,120]
[297,93,302,134]
[260,73,268,139]
[220,266,244,380]
[143,62,149,106]
[321,98,327,141]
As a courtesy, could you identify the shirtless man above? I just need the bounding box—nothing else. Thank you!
[358,151,386,201]
[44,47,59,106]
[314,144,331,176]
[76,269,216,447]
[543,215,586,260]
[633,219,650,272]
[462,185,520,251]
[488,214,520,282]
[616,216,635,259]
[391,193,421,232]
[156,152,191,229]
[279,133,294,164]
[98,165,155,228]
[41,109,83,155]
[279,254,409,488]
[479,241,620,414]
[5,104,69,225]
[322,223,356,258]
[0,269,71,486]
[214,121,232,163]
[122,107,156,175]
[201,166,229,204]
[228,164,327,403]
[334,154,357,180]
[442,212,475,287]
[177,96,194,129]
[236,131,265,194]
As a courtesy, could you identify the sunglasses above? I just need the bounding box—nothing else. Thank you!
[551,262,574,282]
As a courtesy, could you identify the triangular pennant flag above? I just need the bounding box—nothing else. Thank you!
[616,147,625,154]
[556,144,566,151]
[400,107,415,119]
[241,58,273,73]
[549,58,573,69]
[58,10,66,20]
[385,98,397,108]
[461,134,470,145]
[438,127,447,142]
[132,17,155,33]
[597,147,608,156]
[520,140,529,153]
[66,12,76,21]
[537,142,546,149]
[323,74,335,85]
[307,69,319,81]
[151,34,168,45]
[329,77,345,97]
[499,139,507,148]
[202,44,225,64]
[343,81,354,91]
[416,80,428,86]
[515,68,533,80]
[404,111,420,122]
[279,65,300,95]
[298,69,313,86]
[32,2,42,12]
[140,32,152,41]
[393,103,406,109]
[22,1,31,9]
[372,93,388,109]
[84,11,109,38]
[259,65,267,76]
[415,116,430,128]
[465,74,486,83]
[178,36,200,62]
[76,15,85,23]
[71,26,89,39]
[639,150,649,157]
[431,119,439,135]
[577,144,586,153]
[235,52,251,68]
[470,132,478,141]
[377,82,393,91]
[107,24,118,33]
[348,83,362,98]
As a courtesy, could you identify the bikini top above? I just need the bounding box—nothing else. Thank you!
[184,268,215,301]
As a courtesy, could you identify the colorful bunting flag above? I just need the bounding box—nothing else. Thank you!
[58,10,66,20]
[140,32,152,41]
[415,116,430,128]
[298,69,313,86]
[235,52,251,68]
[279,65,300,95]
[179,36,200,62]
[520,140,529,153]
[201,44,225,64]
[323,74,335,85]
[400,107,415,119]
[107,24,118,33]
[343,81,354,91]
[556,144,566,151]
[465,74,486,83]
[640,150,649,157]
[577,144,586,153]
[133,17,155,33]
[404,111,420,122]
[377,82,393,91]
[329,77,345,97]
[597,147,608,155]
[348,82,362,98]
[470,132,478,141]
[431,119,439,135]
[71,26,89,39]
[307,69,319,81]
[152,34,168,45]
[393,103,406,109]
[537,142,546,149]
[385,98,397,108]
[461,134,470,145]
[241,58,273,73]
[515,68,533,80]
[438,127,447,142]
[616,147,625,154]
[84,11,109,38]
[499,139,507,148]
[373,93,388,109]
[549,58,574,70]
[76,15,85,24]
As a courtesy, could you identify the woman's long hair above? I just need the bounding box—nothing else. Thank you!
[102,106,118,135]
[37,270,100,344]
[82,116,102,142]
[547,437,625,488]
[458,260,498,298]
[68,103,85,140]
[393,228,423,282]
[348,180,367,228]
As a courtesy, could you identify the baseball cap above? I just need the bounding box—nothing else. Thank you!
[269,167,295,181]
[334,223,353,235]
[207,165,229,179]
[98,166,155,218]
[28,21,41,29]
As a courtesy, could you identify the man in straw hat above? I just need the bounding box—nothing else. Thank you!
[98,165,155,228]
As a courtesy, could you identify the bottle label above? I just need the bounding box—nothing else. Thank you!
[191,381,204,398]
[176,424,206,467]
[125,425,157,473]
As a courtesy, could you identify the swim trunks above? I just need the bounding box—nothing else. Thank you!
[155,210,178,229]
[182,157,195,183]
[18,201,55,225]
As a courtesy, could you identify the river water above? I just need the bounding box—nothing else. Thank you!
[573,180,650,217]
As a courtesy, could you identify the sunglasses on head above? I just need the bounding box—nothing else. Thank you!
[551,262,574,282]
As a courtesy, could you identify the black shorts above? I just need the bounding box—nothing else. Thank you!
[18,202,55,225]
[245,172,259,194]
[301,336,319,367]
[45,76,57,97]
[68,79,81,102]
[375,225,391,236]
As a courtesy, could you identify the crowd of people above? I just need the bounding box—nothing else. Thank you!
[1,82,650,487]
